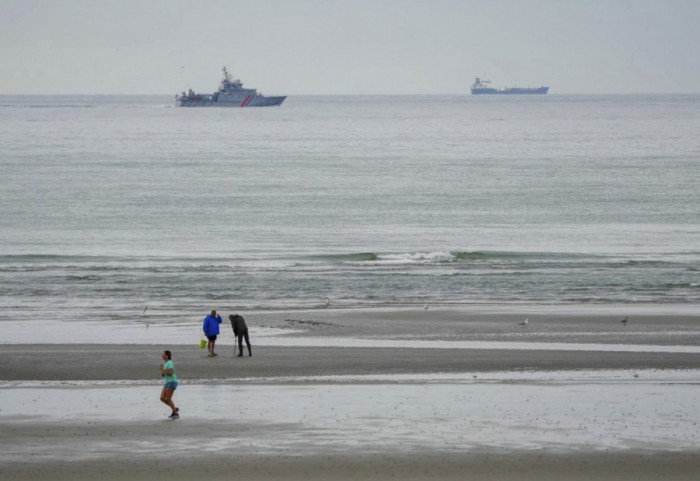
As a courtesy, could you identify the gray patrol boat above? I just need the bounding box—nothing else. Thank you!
[176,67,286,107]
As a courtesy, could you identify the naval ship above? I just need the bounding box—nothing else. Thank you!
[471,77,548,95]
[176,67,286,107]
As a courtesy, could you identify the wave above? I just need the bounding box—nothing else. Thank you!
[64,275,103,282]
[0,254,110,263]
[0,104,95,109]
[663,282,700,289]
[451,251,586,261]
[1,251,695,268]
[0,254,247,265]
[26,104,95,109]
[310,251,578,265]
[320,250,609,265]
[309,253,379,262]
[318,250,690,268]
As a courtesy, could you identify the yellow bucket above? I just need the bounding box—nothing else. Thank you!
[199,338,207,349]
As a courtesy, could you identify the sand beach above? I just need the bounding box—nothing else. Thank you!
[1,306,700,480]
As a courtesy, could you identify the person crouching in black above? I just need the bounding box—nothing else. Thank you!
[229,314,252,357]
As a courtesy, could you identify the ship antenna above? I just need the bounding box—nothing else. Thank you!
[222,66,232,82]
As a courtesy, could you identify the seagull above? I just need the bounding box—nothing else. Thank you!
[621,316,628,326]
[518,318,529,326]
[424,304,429,310]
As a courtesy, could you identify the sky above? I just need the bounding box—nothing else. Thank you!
[1,0,699,95]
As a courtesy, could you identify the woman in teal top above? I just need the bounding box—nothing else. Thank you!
[159,350,179,419]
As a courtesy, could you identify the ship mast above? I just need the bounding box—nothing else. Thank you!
[222,66,232,83]
[220,66,242,90]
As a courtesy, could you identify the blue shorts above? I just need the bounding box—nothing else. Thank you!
[164,382,178,390]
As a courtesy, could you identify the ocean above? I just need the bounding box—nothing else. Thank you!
[1,94,699,325]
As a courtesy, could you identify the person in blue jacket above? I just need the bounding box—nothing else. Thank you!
[202,310,222,357]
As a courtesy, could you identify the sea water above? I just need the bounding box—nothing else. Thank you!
[0,94,699,325]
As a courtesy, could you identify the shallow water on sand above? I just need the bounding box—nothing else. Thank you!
[2,377,699,462]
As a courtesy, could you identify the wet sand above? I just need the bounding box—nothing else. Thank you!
[2,307,700,480]
[2,343,700,381]
[3,307,700,381]
[4,452,700,481]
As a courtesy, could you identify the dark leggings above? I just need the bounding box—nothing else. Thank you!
[237,329,251,353]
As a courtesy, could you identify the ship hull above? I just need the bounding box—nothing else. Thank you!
[178,95,286,107]
[471,87,548,95]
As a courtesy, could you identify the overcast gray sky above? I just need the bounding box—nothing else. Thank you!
[1,0,699,95]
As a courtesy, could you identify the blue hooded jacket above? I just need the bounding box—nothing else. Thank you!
[203,314,222,336]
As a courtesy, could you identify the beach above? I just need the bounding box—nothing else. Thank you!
[2,307,700,480]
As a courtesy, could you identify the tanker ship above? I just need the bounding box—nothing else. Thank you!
[471,77,548,95]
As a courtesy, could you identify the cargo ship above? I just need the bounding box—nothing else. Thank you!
[471,77,548,95]
[176,67,286,107]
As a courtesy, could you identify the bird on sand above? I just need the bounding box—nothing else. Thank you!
[621,316,628,326]
[518,318,529,326]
